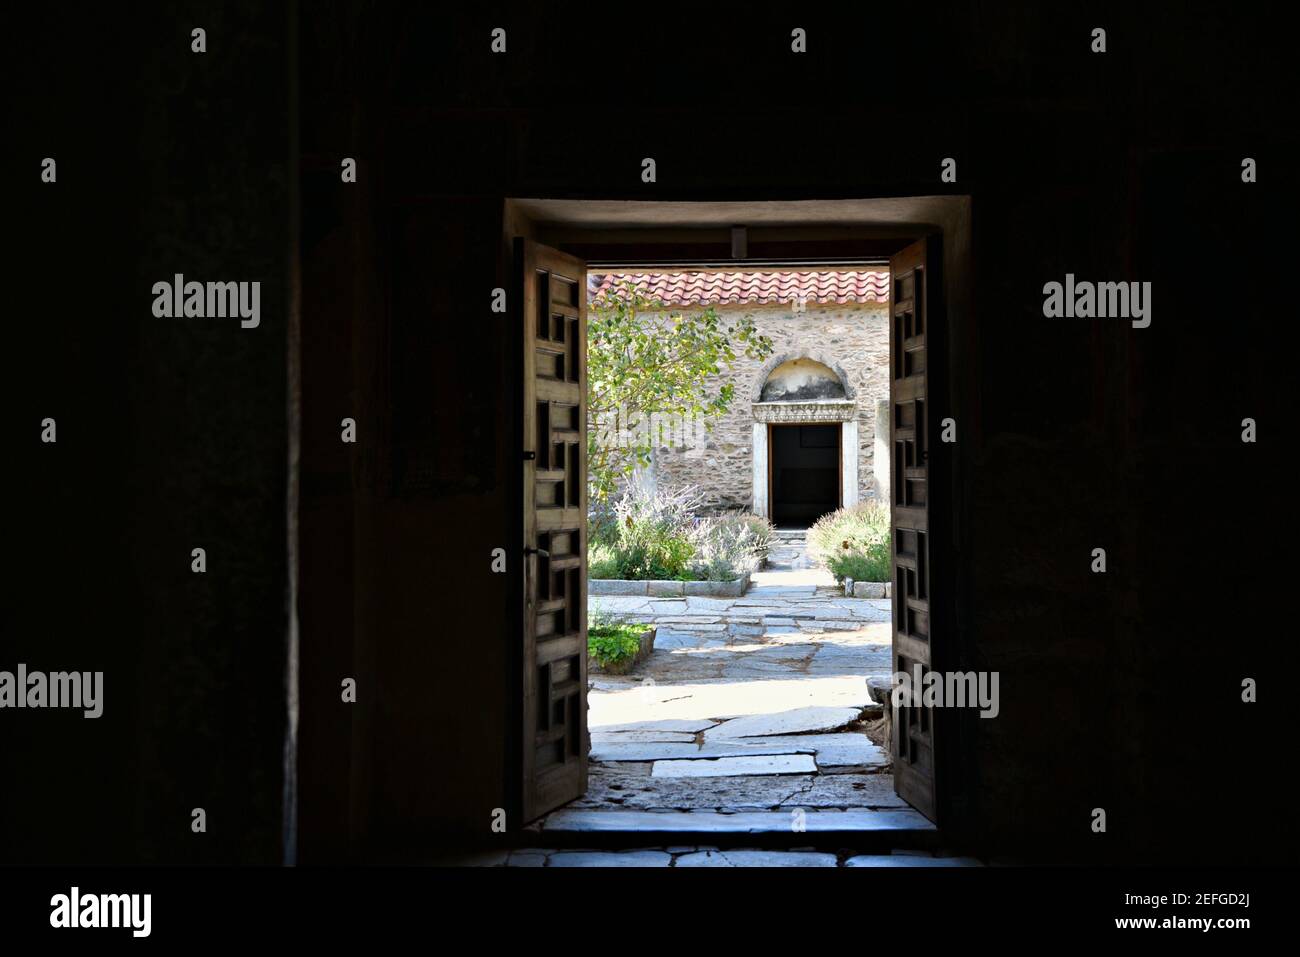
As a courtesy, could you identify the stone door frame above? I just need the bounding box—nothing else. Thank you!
[494,195,972,839]
[751,399,858,520]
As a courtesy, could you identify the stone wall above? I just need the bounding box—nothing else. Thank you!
[633,301,890,512]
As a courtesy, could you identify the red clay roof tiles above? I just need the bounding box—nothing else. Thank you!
[589,270,889,306]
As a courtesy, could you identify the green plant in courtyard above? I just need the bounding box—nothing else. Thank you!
[809,501,892,583]
[587,611,649,668]
[587,280,773,502]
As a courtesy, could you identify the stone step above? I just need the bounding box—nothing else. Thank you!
[540,807,937,837]
[452,848,982,867]
[675,849,838,867]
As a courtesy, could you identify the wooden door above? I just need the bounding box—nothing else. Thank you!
[888,238,937,822]
[519,239,589,822]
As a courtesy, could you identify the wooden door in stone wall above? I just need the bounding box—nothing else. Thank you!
[888,239,938,822]
[519,239,589,822]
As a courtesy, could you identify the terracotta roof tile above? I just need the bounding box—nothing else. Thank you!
[589,270,889,306]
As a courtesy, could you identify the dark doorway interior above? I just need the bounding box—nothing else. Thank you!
[770,424,840,527]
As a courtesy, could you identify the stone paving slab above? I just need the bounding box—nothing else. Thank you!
[806,649,893,678]
[704,706,866,740]
[683,597,739,613]
[720,658,817,678]
[590,718,717,734]
[590,596,658,613]
[587,676,874,729]
[590,740,816,762]
[761,629,820,643]
[590,730,699,744]
[737,733,889,768]
[675,849,838,867]
[651,754,818,778]
[812,634,891,651]
[652,632,705,650]
[797,618,875,631]
[542,808,935,834]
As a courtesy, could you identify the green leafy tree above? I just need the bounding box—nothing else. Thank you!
[587,281,774,501]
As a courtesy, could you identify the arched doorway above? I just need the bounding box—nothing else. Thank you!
[751,357,857,527]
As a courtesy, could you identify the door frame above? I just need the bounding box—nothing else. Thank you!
[504,196,973,833]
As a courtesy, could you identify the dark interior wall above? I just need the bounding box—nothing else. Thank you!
[6,3,290,864]
[298,6,516,860]
[294,3,1294,863]
[12,0,1293,872]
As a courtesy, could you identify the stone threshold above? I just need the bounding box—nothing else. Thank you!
[538,807,936,839]
[448,848,981,867]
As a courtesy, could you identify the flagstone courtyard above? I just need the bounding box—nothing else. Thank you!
[533,534,930,837]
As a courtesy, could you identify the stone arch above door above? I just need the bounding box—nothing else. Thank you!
[753,351,856,402]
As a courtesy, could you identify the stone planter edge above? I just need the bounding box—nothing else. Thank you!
[588,572,751,598]
[846,580,892,599]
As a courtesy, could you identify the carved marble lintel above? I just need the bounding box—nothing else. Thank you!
[751,400,857,424]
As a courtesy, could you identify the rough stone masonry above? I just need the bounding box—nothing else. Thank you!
[628,296,891,512]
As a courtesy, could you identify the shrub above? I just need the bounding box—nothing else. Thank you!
[585,486,774,582]
[587,542,620,580]
[725,512,776,564]
[586,481,700,580]
[686,511,775,581]
[809,501,892,583]
[587,500,620,549]
[826,542,892,584]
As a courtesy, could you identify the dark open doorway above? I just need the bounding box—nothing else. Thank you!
[769,423,841,528]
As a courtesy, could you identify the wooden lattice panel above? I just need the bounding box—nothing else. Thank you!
[520,241,589,821]
[889,239,936,822]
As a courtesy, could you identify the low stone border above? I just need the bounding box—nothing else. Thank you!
[588,627,657,676]
[845,579,892,599]
[588,572,751,598]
